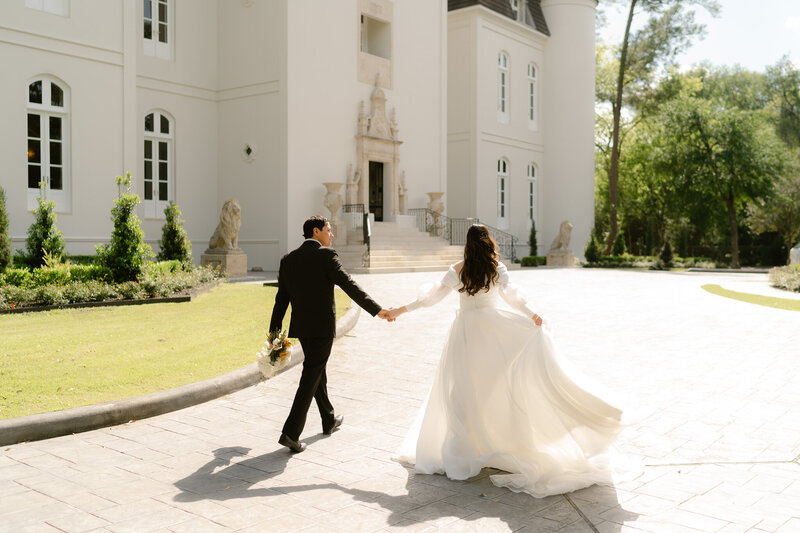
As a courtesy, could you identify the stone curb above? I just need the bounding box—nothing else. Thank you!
[0,304,363,446]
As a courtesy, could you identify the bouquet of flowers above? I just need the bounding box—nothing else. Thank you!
[257,329,293,379]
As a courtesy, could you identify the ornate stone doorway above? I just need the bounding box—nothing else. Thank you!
[368,161,384,221]
[351,76,403,222]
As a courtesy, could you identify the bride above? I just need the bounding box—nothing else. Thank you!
[388,224,634,498]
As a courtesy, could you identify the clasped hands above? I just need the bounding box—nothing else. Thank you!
[380,308,544,326]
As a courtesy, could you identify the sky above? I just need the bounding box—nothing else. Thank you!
[597,0,800,73]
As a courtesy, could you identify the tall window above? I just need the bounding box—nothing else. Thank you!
[27,77,69,211]
[527,163,538,224]
[497,158,508,227]
[143,111,173,218]
[497,52,509,123]
[510,0,519,20]
[25,0,69,16]
[143,0,171,59]
[527,63,538,130]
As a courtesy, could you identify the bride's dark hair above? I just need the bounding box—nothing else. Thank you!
[459,224,500,296]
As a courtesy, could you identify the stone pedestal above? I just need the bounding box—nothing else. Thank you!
[395,214,416,228]
[201,248,248,278]
[790,244,800,265]
[546,250,576,266]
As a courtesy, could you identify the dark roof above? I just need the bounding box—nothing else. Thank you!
[448,0,550,36]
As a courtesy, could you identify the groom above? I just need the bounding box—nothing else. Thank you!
[270,215,391,453]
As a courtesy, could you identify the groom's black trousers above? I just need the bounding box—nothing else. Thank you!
[282,336,335,441]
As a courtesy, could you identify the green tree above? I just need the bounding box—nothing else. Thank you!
[158,201,193,266]
[97,173,153,282]
[747,155,800,259]
[528,219,538,256]
[26,185,65,267]
[766,56,800,148]
[0,186,11,272]
[612,231,626,255]
[598,0,719,253]
[584,235,600,263]
[653,87,784,267]
[659,240,674,267]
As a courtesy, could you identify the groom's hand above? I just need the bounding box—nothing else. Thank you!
[378,309,396,322]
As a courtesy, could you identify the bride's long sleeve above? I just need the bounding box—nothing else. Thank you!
[403,268,459,312]
[498,265,537,318]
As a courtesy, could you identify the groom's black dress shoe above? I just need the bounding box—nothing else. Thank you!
[323,415,344,435]
[278,433,306,453]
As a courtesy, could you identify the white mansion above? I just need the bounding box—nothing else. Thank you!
[0,0,596,270]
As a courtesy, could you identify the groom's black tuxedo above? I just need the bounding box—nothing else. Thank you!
[270,239,381,441]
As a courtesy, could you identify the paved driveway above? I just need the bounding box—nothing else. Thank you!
[2,269,799,532]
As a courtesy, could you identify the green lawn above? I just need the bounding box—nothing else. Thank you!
[702,284,800,311]
[0,283,351,419]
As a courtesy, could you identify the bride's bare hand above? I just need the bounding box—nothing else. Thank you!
[532,314,543,326]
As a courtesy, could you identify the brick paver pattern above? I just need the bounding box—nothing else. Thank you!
[2,269,799,532]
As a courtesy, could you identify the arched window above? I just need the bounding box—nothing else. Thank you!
[527,62,538,130]
[497,158,509,227]
[497,52,509,123]
[143,111,174,218]
[27,76,70,211]
[143,0,172,59]
[527,163,538,224]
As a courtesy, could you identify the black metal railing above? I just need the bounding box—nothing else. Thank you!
[408,208,518,261]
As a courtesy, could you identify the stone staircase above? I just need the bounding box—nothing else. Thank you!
[337,221,462,273]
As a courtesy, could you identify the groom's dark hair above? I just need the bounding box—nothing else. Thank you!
[303,215,329,238]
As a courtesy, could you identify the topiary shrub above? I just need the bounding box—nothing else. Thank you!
[612,231,626,256]
[520,255,547,267]
[25,191,65,268]
[584,235,600,264]
[659,241,674,267]
[528,219,538,257]
[96,173,153,282]
[158,201,192,266]
[0,186,11,272]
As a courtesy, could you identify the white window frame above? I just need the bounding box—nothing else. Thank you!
[27,76,70,212]
[497,51,509,123]
[497,158,509,229]
[527,163,538,227]
[25,0,69,16]
[143,0,173,60]
[527,62,538,130]
[143,111,174,219]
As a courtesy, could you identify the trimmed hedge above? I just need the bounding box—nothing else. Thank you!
[520,256,547,267]
[582,254,716,269]
[0,263,221,311]
[769,264,800,292]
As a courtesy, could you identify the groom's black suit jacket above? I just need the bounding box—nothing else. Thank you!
[269,240,381,338]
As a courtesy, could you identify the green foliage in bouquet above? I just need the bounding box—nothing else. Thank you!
[0,186,11,272]
[157,201,192,266]
[25,187,65,267]
[96,173,153,282]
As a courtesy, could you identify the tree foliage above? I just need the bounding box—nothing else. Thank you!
[158,201,193,266]
[0,186,11,272]
[96,175,153,282]
[597,0,719,253]
[528,218,538,256]
[25,192,65,268]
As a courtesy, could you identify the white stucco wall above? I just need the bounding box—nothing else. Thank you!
[285,0,446,256]
[540,0,596,259]
[216,0,286,270]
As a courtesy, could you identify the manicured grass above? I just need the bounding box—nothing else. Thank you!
[0,283,351,419]
[702,284,800,312]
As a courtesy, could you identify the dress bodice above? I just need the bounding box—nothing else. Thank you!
[404,262,536,318]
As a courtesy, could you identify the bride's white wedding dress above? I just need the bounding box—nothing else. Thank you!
[394,262,635,498]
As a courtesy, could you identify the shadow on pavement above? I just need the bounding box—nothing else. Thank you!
[173,444,639,531]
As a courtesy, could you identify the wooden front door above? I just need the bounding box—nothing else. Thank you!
[369,161,384,221]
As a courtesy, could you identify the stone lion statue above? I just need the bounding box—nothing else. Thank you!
[549,220,574,252]
[208,199,242,250]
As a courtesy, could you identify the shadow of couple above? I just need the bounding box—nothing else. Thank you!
[172,441,639,531]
